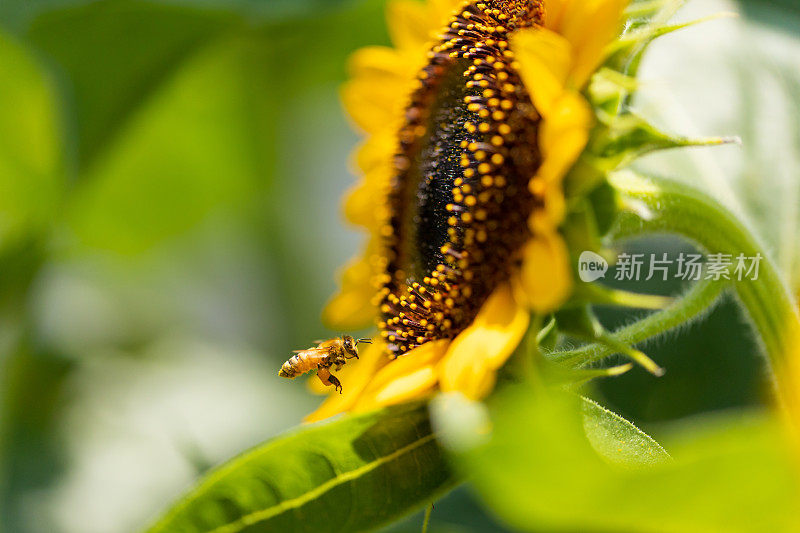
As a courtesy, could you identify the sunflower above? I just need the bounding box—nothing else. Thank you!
[306,0,660,422]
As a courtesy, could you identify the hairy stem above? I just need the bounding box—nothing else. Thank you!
[550,278,725,366]
[606,170,799,394]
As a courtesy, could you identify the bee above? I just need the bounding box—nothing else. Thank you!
[279,335,371,393]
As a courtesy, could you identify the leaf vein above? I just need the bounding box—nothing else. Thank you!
[208,432,437,533]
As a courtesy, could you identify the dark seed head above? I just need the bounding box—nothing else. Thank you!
[378,1,545,356]
[496,0,545,29]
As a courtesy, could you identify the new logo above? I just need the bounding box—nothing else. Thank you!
[578,251,608,282]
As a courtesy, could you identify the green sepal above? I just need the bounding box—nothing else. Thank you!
[607,0,688,77]
[536,316,559,354]
[589,113,735,168]
[549,279,725,368]
[547,362,634,389]
[653,12,737,40]
[573,282,673,310]
[587,68,638,120]
[624,0,687,30]
[553,305,605,340]
[564,115,734,203]
[554,305,664,376]
[587,179,620,237]
[610,3,733,82]
[562,197,605,254]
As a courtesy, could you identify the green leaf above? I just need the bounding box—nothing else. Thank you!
[21,0,374,172]
[431,391,669,467]
[0,30,64,251]
[443,383,800,533]
[27,0,243,168]
[63,36,265,254]
[146,402,455,533]
[40,0,388,256]
[581,396,670,467]
[1,0,358,36]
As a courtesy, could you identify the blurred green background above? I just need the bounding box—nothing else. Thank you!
[0,0,798,532]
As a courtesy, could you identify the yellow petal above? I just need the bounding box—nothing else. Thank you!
[348,45,413,83]
[512,27,573,118]
[344,169,389,228]
[368,340,449,390]
[304,340,391,423]
[557,0,629,87]
[322,251,377,330]
[439,353,498,401]
[529,90,591,193]
[527,91,591,231]
[518,232,573,312]
[353,132,395,174]
[439,283,529,399]
[343,181,375,228]
[544,0,571,32]
[353,339,449,411]
[429,0,462,23]
[345,136,394,229]
[539,90,592,161]
[341,78,404,135]
[387,0,437,51]
[367,365,438,408]
[341,47,414,135]
[530,179,568,231]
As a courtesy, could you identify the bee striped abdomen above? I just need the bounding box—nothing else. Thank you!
[279,352,317,378]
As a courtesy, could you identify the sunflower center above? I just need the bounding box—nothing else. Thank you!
[402,59,476,279]
[379,0,544,357]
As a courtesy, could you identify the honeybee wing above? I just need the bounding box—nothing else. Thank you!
[291,347,328,355]
[316,338,342,349]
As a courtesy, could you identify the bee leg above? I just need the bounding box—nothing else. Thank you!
[317,367,343,394]
[317,367,332,386]
[328,374,343,394]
